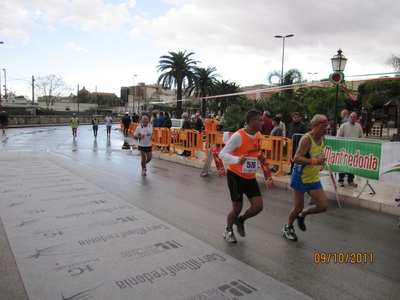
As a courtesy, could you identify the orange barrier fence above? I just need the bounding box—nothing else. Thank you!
[120,127,291,173]
[120,122,138,136]
[152,128,171,154]
[200,131,233,162]
[168,129,200,160]
[260,135,291,176]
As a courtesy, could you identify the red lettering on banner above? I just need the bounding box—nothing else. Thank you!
[324,146,379,171]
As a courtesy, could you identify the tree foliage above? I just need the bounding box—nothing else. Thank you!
[210,80,243,116]
[157,51,199,118]
[35,74,71,107]
[186,66,220,118]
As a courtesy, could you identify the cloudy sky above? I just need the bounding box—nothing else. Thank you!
[1,0,399,100]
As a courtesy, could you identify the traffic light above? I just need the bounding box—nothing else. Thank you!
[329,71,344,84]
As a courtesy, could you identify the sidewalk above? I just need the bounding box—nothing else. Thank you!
[151,149,400,217]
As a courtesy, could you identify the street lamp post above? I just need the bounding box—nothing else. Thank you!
[274,34,294,85]
[2,68,6,99]
[331,49,348,136]
[308,72,318,82]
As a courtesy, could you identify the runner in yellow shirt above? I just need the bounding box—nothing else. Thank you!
[70,113,79,139]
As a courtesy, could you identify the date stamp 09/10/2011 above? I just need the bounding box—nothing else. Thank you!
[314,252,373,264]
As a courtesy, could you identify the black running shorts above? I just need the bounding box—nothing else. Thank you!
[227,170,261,203]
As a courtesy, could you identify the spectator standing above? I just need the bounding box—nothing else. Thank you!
[361,107,372,136]
[261,111,273,135]
[336,111,363,187]
[163,112,172,151]
[150,111,158,127]
[283,114,329,242]
[70,113,79,139]
[193,113,203,132]
[204,114,213,132]
[132,112,140,123]
[104,114,113,139]
[163,112,172,129]
[122,112,131,137]
[190,114,196,129]
[156,111,165,127]
[133,115,153,176]
[270,116,283,172]
[212,116,219,131]
[0,110,9,133]
[219,109,265,243]
[91,115,100,139]
[180,113,192,157]
[276,114,286,137]
[341,109,349,124]
[286,112,308,175]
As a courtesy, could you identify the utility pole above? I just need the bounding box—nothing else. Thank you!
[2,68,6,99]
[32,75,35,104]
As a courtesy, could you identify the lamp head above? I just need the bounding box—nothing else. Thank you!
[331,49,348,72]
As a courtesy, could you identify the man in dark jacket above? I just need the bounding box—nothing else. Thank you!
[132,113,140,123]
[163,112,172,129]
[193,113,203,132]
[286,112,308,175]
[163,112,172,151]
[122,112,131,137]
[155,111,165,127]
[181,112,192,157]
[0,110,9,133]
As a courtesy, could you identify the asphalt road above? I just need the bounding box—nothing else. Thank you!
[1,125,399,300]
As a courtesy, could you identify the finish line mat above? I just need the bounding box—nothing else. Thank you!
[0,158,310,300]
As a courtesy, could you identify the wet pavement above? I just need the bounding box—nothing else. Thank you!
[0,125,399,300]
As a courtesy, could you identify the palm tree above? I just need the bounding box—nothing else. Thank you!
[157,51,199,118]
[267,68,303,100]
[186,67,220,118]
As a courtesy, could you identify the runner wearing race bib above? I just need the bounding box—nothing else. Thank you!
[219,109,265,243]
[133,115,153,176]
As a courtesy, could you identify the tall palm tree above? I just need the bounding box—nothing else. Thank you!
[157,51,199,118]
[186,67,220,118]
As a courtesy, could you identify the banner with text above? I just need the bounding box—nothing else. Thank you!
[324,138,381,180]
[324,137,399,185]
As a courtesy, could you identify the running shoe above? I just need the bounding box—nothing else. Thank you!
[297,215,306,231]
[234,218,246,237]
[283,225,298,241]
[141,170,146,176]
[348,181,358,187]
[223,229,237,243]
[338,180,344,187]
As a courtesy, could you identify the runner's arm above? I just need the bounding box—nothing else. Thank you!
[219,132,242,164]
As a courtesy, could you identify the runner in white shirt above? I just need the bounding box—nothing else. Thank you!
[104,114,113,138]
[133,115,154,176]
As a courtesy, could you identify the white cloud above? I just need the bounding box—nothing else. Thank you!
[2,0,400,98]
[66,42,89,53]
